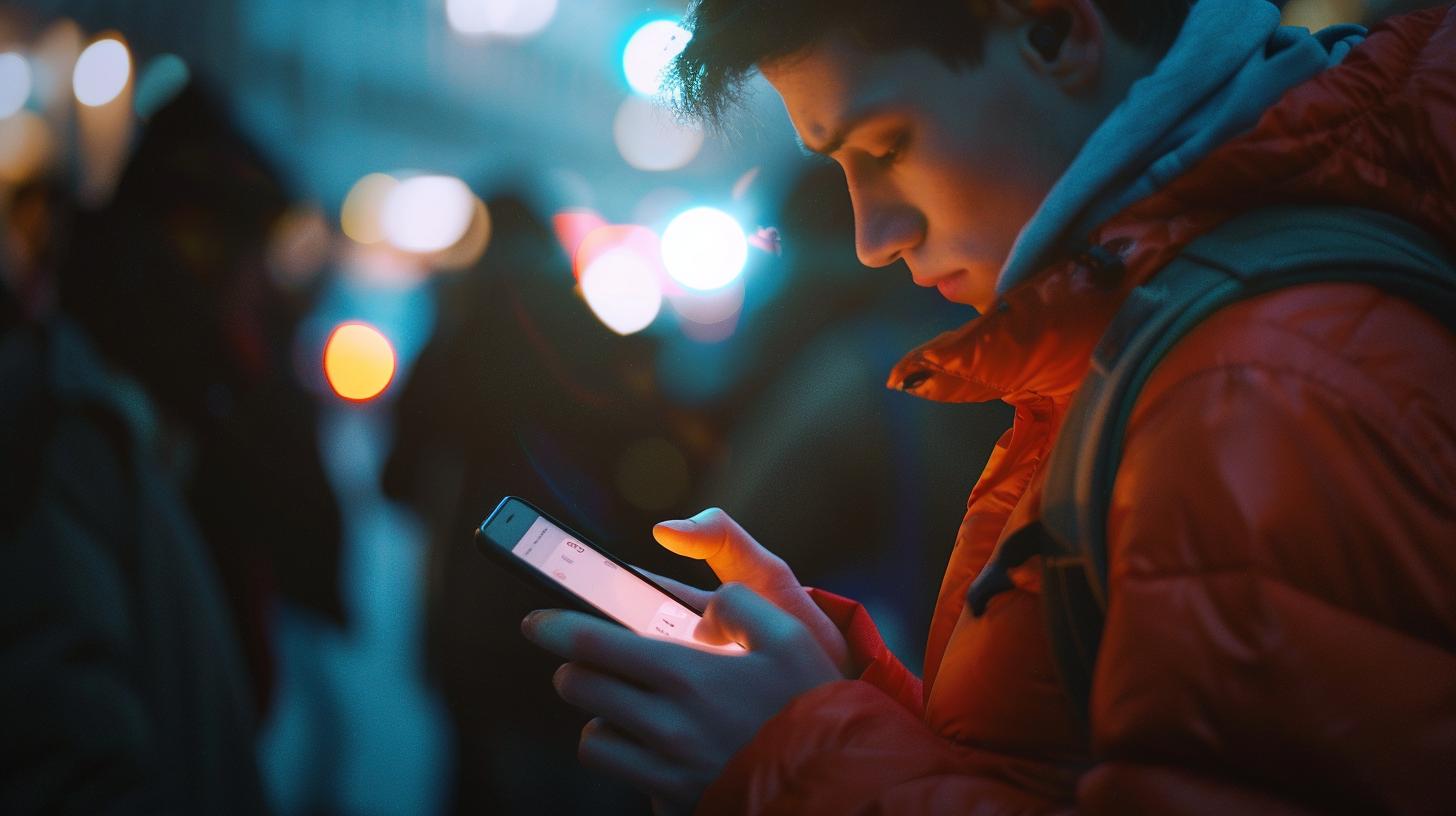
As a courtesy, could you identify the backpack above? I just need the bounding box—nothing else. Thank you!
[964,205,1456,723]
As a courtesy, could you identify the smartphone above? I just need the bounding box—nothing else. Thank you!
[476,496,743,652]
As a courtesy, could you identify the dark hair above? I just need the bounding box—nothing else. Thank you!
[669,0,1192,129]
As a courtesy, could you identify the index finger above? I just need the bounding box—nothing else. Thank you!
[522,609,704,689]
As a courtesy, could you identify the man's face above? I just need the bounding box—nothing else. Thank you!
[763,29,1083,311]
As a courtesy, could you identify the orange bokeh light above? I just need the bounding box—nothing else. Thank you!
[323,322,396,401]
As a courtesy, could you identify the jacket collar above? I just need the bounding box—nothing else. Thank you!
[886,230,1149,408]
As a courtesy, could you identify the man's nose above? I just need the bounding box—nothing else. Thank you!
[852,194,925,269]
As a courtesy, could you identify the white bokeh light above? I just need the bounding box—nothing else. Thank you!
[381,175,475,253]
[447,0,557,38]
[581,247,663,335]
[661,207,748,291]
[613,96,704,172]
[623,20,691,97]
[73,38,130,107]
[341,173,398,245]
[0,53,31,118]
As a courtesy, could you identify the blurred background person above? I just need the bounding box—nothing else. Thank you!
[1,67,341,814]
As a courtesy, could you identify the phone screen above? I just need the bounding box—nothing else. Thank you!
[510,514,743,652]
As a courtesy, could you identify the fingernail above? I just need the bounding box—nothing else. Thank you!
[522,610,544,636]
[655,519,694,532]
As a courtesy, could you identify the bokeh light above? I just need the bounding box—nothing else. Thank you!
[341,242,430,289]
[30,19,83,113]
[268,204,333,290]
[574,223,660,276]
[623,20,691,97]
[134,54,190,119]
[447,0,558,38]
[73,38,131,107]
[661,207,748,291]
[0,53,31,119]
[580,245,663,336]
[671,277,745,326]
[341,173,398,245]
[732,167,761,201]
[432,196,493,271]
[613,96,704,172]
[672,277,745,344]
[552,208,609,267]
[680,311,741,344]
[323,322,397,401]
[381,175,475,254]
[0,112,55,184]
[748,226,782,255]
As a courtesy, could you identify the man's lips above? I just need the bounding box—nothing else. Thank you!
[912,269,965,288]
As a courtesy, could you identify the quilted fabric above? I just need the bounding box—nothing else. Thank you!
[699,8,1456,815]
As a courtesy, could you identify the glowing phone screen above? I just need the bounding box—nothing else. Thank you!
[511,516,743,651]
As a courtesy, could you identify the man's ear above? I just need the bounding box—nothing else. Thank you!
[998,0,1104,92]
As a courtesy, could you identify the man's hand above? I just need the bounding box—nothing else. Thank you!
[522,583,842,813]
[652,507,854,676]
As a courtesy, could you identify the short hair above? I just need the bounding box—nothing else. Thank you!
[669,0,1192,129]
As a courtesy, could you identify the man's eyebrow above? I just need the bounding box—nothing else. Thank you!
[798,107,883,158]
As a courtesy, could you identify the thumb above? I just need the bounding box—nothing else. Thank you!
[693,583,802,653]
[653,507,794,589]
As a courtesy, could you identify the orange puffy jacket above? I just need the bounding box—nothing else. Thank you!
[698,8,1456,815]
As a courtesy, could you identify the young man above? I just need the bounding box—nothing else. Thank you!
[524,0,1456,812]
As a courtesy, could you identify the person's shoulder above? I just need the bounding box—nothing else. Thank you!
[1134,280,1456,426]
[1111,280,1456,525]
[1107,279,1456,651]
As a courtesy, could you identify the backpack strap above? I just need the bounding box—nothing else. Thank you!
[1037,205,1456,723]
